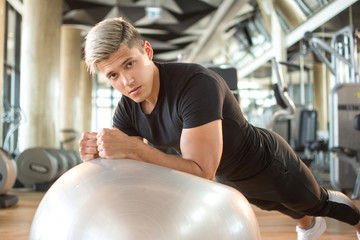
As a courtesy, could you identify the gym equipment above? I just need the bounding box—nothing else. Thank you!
[2,100,25,155]
[30,159,261,240]
[60,128,78,149]
[266,58,296,130]
[16,148,58,188]
[1,101,24,207]
[330,84,360,198]
[304,26,360,195]
[61,149,79,168]
[46,148,69,177]
[207,65,240,102]
[290,109,318,166]
[328,27,359,194]
[16,148,81,190]
[0,148,18,208]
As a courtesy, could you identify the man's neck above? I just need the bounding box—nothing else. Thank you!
[141,62,160,114]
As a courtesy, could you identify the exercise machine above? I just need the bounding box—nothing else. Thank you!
[16,148,81,191]
[0,148,18,208]
[207,64,240,103]
[266,58,296,132]
[304,26,360,197]
[0,102,24,207]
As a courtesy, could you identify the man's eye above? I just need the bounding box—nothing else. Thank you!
[127,61,134,68]
[109,73,118,79]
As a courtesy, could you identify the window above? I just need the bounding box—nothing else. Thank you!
[93,73,121,130]
[2,2,22,155]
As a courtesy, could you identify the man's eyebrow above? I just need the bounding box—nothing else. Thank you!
[121,57,132,66]
[105,57,133,78]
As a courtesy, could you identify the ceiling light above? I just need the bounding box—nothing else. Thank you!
[145,7,162,19]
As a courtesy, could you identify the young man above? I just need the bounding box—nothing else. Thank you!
[79,17,360,240]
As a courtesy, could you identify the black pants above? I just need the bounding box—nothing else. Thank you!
[219,130,360,226]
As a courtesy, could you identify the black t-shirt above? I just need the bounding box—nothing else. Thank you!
[113,62,272,181]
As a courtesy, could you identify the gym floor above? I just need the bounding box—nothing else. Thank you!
[0,189,358,240]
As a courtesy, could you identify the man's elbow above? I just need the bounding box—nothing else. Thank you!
[198,167,217,181]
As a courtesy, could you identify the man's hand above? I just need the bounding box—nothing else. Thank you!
[79,132,99,162]
[96,128,140,159]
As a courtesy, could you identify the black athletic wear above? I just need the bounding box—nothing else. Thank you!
[113,62,272,180]
[113,62,360,225]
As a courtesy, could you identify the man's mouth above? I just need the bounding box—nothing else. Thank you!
[129,86,141,95]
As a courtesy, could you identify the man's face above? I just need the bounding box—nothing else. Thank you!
[97,42,155,103]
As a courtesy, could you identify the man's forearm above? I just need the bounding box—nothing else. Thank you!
[129,139,207,179]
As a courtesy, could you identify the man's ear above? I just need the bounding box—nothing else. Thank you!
[143,41,153,60]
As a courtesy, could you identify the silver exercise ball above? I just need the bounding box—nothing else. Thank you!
[30,159,261,240]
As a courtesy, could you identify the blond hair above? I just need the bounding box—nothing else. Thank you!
[84,17,144,74]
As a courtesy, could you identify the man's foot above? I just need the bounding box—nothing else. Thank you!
[296,217,326,240]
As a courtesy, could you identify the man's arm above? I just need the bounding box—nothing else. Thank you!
[96,119,223,180]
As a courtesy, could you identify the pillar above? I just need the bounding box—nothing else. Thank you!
[60,26,82,150]
[19,0,62,151]
[313,62,328,132]
[0,0,5,146]
[273,0,307,29]
[79,60,93,134]
[267,0,286,81]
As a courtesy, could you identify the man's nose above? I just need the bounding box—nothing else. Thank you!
[121,73,134,86]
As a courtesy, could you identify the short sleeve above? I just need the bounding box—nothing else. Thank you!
[179,74,224,129]
[112,97,139,136]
